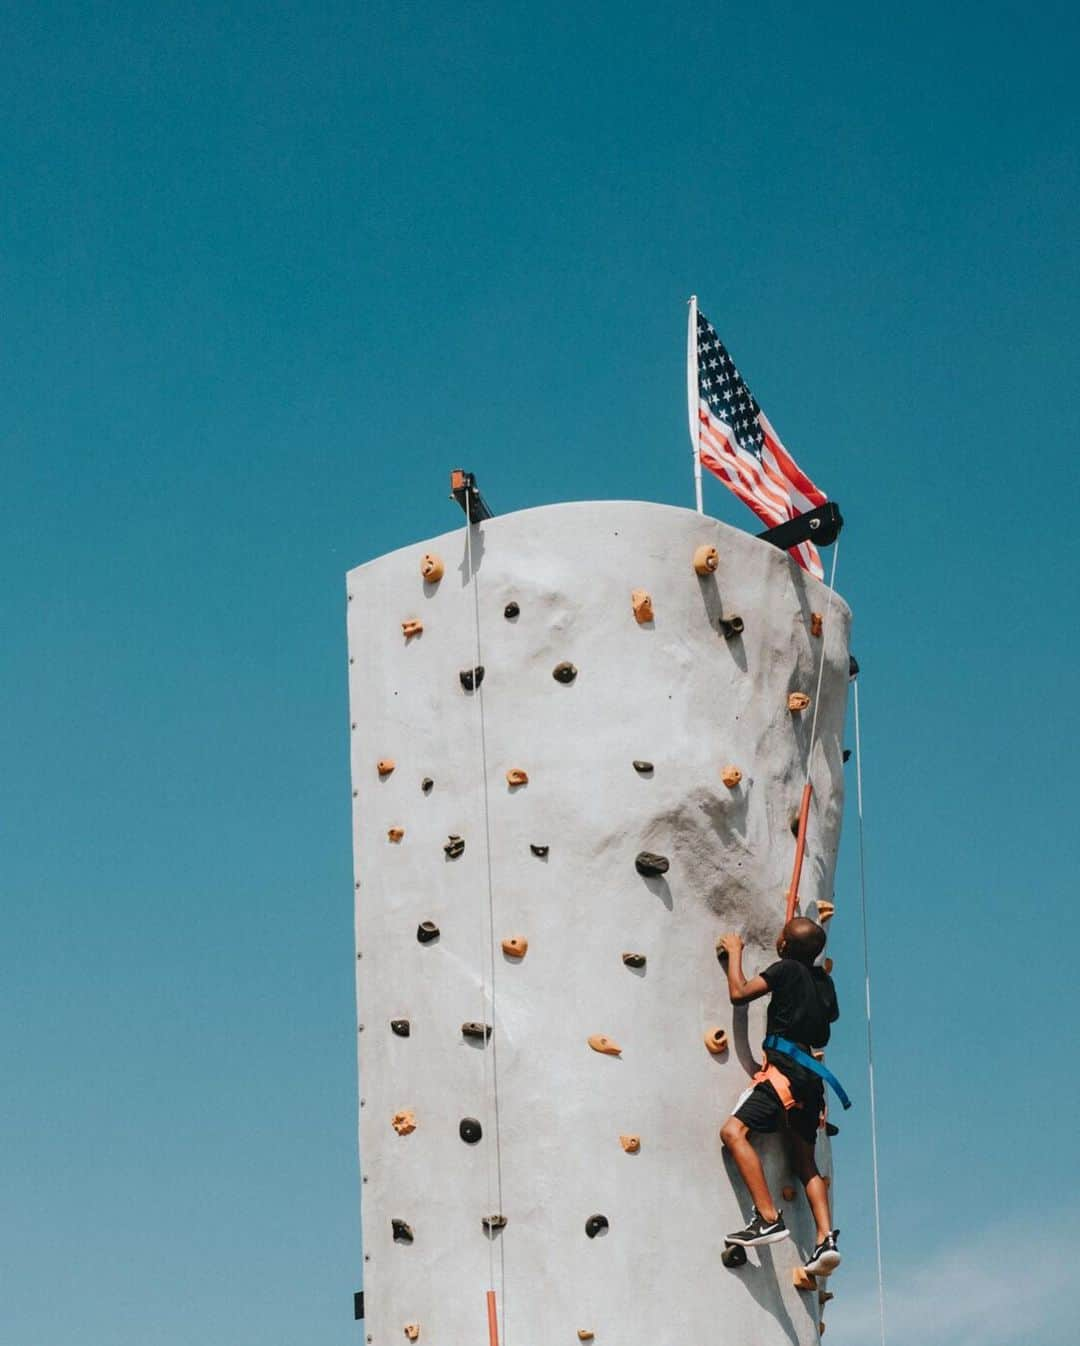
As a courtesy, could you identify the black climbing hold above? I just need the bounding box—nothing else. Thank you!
[459,1116,483,1144]
[790,815,801,838]
[622,952,646,969]
[417,921,440,944]
[825,1121,840,1137]
[530,844,549,858]
[842,750,851,764]
[482,1214,507,1233]
[460,666,485,691]
[719,615,744,639]
[390,1019,411,1037]
[552,661,577,684]
[721,1243,747,1268]
[444,834,465,859]
[504,601,519,619]
[849,654,860,680]
[635,851,670,877]
[392,1219,414,1244]
[462,1022,492,1041]
[422,777,434,793]
[632,760,654,774]
[585,1214,609,1239]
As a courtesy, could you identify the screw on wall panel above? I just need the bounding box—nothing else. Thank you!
[719,615,744,639]
[363,1175,368,1183]
[585,1213,609,1238]
[364,1254,370,1262]
[356,951,363,958]
[349,656,354,664]
[552,661,577,683]
[358,1024,365,1032]
[351,723,357,730]
[360,1098,365,1107]
[635,851,669,877]
[352,789,358,798]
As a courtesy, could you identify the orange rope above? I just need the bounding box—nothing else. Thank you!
[486,1290,499,1346]
[785,781,813,923]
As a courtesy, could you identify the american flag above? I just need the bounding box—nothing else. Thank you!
[690,305,827,578]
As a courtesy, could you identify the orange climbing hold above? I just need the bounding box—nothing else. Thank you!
[377,759,396,777]
[703,1027,728,1055]
[631,589,654,623]
[391,1110,416,1136]
[387,827,405,842]
[577,1333,595,1342]
[588,1034,622,1056]
[693,543,720,575]
[822,957,834,975]
[404,1325,421,1342]
[788,691,811,712]
[817,900,835,922]
[792,1267,818,1292]
[811,612,824,638]
[721,765,742,788]
[501,937,528,959]
[420,553,444,582]
[819,1290,835,1306]
[401,619,423,639]
[506,768,529,786]
[619,1134,641,1153]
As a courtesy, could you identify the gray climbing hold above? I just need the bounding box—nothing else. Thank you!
[444,835,465,859]
[719,615,744,639]
[392,1219,414,1244]
[417,921,440,944]
[530,844,549,857]
[552,661,577,684]
[635,851,670,877]
[632,760,654,774]
[459,1116,482,1144]
[390,1019,411,1036]
[585,1214,609,1239]
[460,666,484,691]
[622,952,646,969]
[504,601,519,619]
[462,1022,492,1041]
[421,777,434,793]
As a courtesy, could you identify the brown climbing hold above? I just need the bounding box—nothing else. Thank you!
[506,768,529,786]
[811,612,824,638]
[721,765,742,788]
[631,588,654,623]
[588,1034,622,1057]
[693,543,720,575]
[482,1214,507,1232]
[444,834,465,858]
[822,957,834,975]
[788,691,811,712]
[404,1325,421,1342]
[792,1267,818,1291]
[819,1290,835,1305]
[703,1027,728,1055]
[782,1185,797,1202]
[416,921,440,944]
[390,1019,410,1036]
[819,1324,826,1337]
[377,759,396,776]
[622,952,646,969]
[392,1218,414,1244]
[504,601,519,619]
[817,900,835,922]
[387,827,405,842]
[552,660,577,684]
[461,1022,492,1041]
[391,1110,416,1136]
[632,759,654,774]
[719,614,744,639]
[420,552,444,582]
[577,1333,595,1342]
[635,851,669,877]
[501,936,528,959]
[619,1134,640,1153]
[401,619,423,639]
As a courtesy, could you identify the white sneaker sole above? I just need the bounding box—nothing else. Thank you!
[727,1228,791,1247]
[806,1250,841,1276]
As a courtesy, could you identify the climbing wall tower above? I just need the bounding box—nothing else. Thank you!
[347,500,851,1345]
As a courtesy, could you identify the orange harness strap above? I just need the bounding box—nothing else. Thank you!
[752,1062,801,1111]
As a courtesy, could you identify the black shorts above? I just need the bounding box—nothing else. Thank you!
[734,1078,824,1146]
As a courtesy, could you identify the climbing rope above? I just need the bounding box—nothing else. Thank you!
[463,490,507,1346]
[853,676,888,1346]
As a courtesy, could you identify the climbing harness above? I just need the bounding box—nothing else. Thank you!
[762,1034,852,1110]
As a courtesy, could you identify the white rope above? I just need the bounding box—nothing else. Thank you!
[463,492,507,1341]
[853,678,887,1346]
[803,536,842,791]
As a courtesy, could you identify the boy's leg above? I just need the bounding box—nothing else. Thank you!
[790,1131,832,1244]
[720,1116,779,1223]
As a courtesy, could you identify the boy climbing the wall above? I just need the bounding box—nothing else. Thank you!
[717,917,843,1275]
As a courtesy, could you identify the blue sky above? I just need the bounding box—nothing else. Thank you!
[3,3,1078,1344]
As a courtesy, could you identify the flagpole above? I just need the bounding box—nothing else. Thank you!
[687,294,703,513]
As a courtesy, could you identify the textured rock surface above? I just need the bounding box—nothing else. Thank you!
[347,500,851,1345]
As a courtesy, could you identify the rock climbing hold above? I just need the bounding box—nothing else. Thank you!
[619,1134,641,1153]
[420,552,444,582]
[504,601,519,619]
[444,834,465,858]
[842,749,851,763]
[632,760,654,774]
[416,921,440,944]
[635,851,669,877]
[377,759,396,777]
[792,1267,818,1291]
[790,814,802,837]
[849,655,860,679]
[703,1027,728,1055]
[719,615,744,639]
[387,826,405,842]
[721,1244,747,1268]
[390,1019,411,1037]
[819,1323,826,1336]
[392,1219,414,1244]
[577,1332,595,1342]
[501,936,528,959]
[401,619,424,639]
[460,665,484,691]
[812,1048,827,1062]
[622,952,646,969]
[822,957,834,975]
[817,900,835,922]
[459,1116,482,1144]
[588,1035,622,1057]
[819,1290,835,1305]
[404,1324,421,1342]
[552,661,578,684]
[482,1214,507,1233]
[825,1121,840,1137]
[782,1185,797,1202]
[421,776,434,793]
[721,766,742,788]
[529,844,549,857]
[631,588,654,623]
[788,691,811,712]
[461,1022,492,1041]
[391,1110,416,1136]
[810,612,824,638]
[506,768,529,786]
[693,543,720,575]
[585,1214,609,1239]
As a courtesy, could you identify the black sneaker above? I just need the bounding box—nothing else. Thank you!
[726,1208,789,1247]
[805,1230,841,1275]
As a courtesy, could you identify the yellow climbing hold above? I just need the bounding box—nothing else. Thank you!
[401,619,423,639]
[506,768,529,786]
[788,691,811,712]
[387,827,405,843]
[588,1034,622,1057]
[577,1333,595,1342]
[693,543,720,575]
[817,900,835,922]
[391,1110,416,1136]
[501,936,528,959]
[721,765,742,788]
[631,588,654,623]
[420,553,444,582]
[792,1267,818,1292]
[404,1325,421,1342]
[619,1134,641,1153]
[703,1027,728,1055]
[377,759,396,776]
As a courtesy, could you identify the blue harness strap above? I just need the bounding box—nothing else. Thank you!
[763,1034,852,1110]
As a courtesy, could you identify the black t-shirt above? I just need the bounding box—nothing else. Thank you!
[760,958,839,1095]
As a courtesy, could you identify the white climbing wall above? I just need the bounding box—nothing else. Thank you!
[346,500,851,1346]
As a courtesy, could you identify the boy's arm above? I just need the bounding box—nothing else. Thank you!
[716,933,770,1004]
